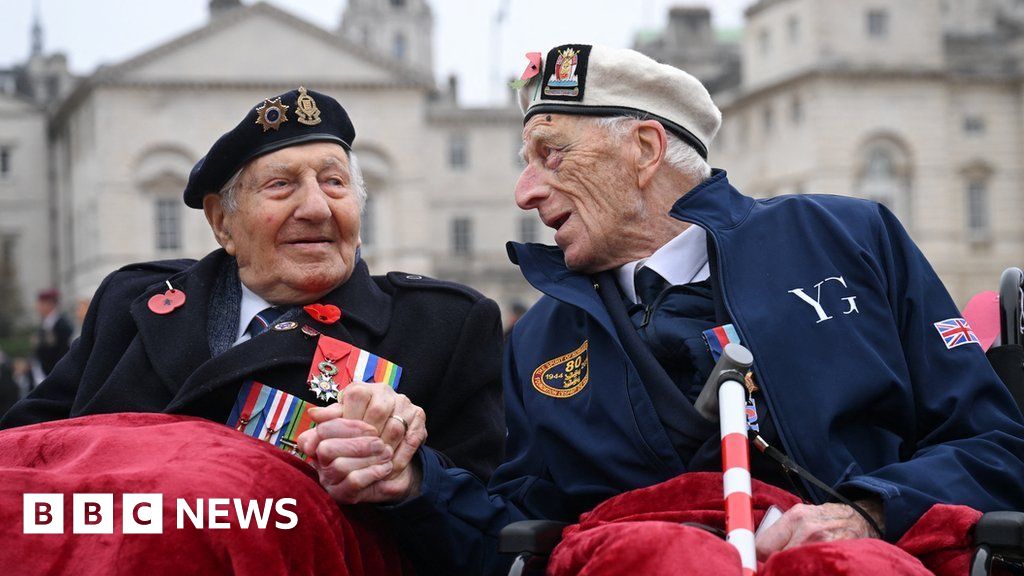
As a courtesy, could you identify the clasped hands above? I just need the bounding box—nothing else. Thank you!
[296,382,426,505]
[755,499,885,559]
[295,382,884,559]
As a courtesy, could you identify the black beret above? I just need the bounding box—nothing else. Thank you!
[183,86,356,208]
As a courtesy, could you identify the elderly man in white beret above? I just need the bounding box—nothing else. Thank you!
[301,45,1024,575]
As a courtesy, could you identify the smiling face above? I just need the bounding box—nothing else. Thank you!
[516,114,658,273]
[203,142,361,305]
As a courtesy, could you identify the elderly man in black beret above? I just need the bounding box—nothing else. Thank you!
[1,87,504,501]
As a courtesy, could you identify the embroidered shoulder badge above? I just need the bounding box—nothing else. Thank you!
[934,317,980,349]
[531,341,589,398]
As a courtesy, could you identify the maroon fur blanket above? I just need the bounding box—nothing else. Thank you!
[0,413,406,576]
[549,472,983,576]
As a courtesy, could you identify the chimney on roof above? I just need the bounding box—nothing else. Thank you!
[209,0,243,19]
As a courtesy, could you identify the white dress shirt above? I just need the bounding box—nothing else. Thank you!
[233,283,275,346]
[616,225,711,304]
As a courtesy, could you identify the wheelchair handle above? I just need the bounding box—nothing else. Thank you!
[1000,267,1023,347]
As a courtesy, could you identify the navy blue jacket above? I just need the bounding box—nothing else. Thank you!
[385,171,1024,575]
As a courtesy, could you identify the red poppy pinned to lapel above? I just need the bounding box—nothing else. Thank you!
[303,303,341,325]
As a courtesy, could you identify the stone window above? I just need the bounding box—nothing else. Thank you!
[737,115,749,149]
[155,198,182,251]
[966,179,990,242]
[856,137,912,224]
[790,95,803,124]
[0,234,15,279]
[390,0,406,8]
[451,217,472,256]
[0,146,10,178]
[393,32,406,61]
[759,28,771,54]
[518,216,538,243]
[762,105,774,134]
[449,133,469,170]
[867,9,889,38]
[964,115,985,135]
[787,15,800,44]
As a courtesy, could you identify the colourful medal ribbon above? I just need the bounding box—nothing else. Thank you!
[313,334,403,393]
[226,381,318,463]
[702,324,759,432]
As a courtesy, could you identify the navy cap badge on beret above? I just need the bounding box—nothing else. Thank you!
[183,86,355,209]
[542,46,590,101]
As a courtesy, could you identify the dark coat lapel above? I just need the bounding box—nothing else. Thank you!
[165,259,392,412]
[130,250,226,399]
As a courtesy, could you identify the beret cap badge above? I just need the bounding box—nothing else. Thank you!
[255,97,289,132]
[183,86,356,209]
[295,86,322,126]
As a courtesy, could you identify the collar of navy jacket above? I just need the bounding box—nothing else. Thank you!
[129,249,392,413]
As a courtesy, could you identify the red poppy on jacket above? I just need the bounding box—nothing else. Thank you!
[303,303,342,324]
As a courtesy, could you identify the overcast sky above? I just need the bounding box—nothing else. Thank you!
[0,0,756,106]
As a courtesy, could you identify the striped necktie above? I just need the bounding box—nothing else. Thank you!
[246,307,285,338]
[635,265,670,307]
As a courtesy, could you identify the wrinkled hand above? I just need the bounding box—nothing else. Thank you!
[755,500,884,561]
[296,382,426,504]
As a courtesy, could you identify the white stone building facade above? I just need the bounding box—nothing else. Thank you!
[3,0,549,329]
[695,0,1024,302]
[4,0,1020,334]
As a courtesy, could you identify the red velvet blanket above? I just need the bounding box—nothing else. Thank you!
[0,413,406,576]
[549,472,982,576]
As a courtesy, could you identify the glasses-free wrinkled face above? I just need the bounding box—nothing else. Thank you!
[204,142,361,305]
[515,114,646,273]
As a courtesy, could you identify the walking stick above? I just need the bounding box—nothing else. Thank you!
[696,343,757,576]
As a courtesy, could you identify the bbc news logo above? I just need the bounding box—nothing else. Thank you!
[24,494,298,534]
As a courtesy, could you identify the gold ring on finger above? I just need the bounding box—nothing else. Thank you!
[388,414,409,434]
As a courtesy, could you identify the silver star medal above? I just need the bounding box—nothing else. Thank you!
[308,359,341,402]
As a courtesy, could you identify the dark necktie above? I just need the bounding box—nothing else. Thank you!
[635,265,670,307]
[245,307,285,338]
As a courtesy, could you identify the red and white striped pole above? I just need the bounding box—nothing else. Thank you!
[720,368,756,576]
[697,342,756,576]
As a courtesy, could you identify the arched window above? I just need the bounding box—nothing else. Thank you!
[134,146,195,255]
[961,161,993,244]
[855,136,912,225]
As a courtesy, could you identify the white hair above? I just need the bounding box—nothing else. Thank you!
[218,148,368,212]
[593,115,712,182]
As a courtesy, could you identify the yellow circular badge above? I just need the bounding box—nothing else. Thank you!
[531,341,589,398]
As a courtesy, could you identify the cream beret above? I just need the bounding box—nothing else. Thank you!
[517,44,721,159]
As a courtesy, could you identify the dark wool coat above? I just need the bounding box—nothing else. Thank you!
[1,249,505,480]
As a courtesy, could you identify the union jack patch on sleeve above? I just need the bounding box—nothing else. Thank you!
[934,317,980,349]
